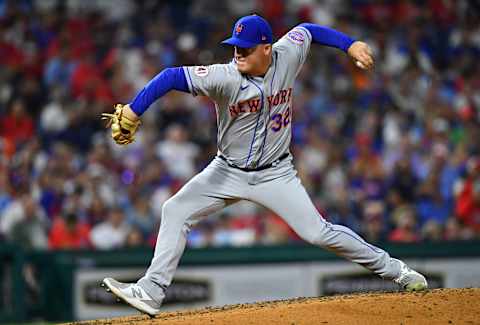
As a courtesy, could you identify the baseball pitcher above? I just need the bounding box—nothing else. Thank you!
[101,15,428,316]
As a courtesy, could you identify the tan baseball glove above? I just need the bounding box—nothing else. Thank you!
[101,104,141,145]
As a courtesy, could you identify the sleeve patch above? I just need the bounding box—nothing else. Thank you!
[194,66,209,77]
[286,30,305,45]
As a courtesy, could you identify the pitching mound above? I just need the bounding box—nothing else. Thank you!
[73,288,479,325]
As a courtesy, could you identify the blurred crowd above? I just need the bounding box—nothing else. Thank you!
[1,0,480,251]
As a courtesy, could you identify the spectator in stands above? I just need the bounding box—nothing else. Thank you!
[8,196,48,250]
[1,195,38,238]
[125,227,145,248]
[0,98,34,155]
[156,124,199,181]
[327,190,361,234]
[416,172,451,227]
[39,87,70,144]
[361,201,387,243]
[43,44,76,90]
[389,206,420,243]
[455,157,480,233]
[388,157,419,204]
[0,164,12,215]
[187,222,214,248]
[48,213,91,249]
[259,213,297,245]
[443,217,462,241]
[421,220,443,241]
[124,195,156,238]
[0,1,480,251]
[90,207,130,250]
[443,217,476,241]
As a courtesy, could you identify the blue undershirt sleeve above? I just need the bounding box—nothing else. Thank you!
[129,67,189,116]
[298,23,355,53]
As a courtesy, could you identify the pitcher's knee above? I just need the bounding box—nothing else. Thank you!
[298,222,330,246]
[303,232,324,246]
[161,197,182,221]
[161,195,198,227]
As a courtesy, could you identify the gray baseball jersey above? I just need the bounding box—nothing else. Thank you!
[183,26,312,168]
[135,27,404,305]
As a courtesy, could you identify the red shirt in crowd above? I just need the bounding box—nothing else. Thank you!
[455,179,480,232]
[0,114,34,143]
[388,228,420,243]
[48,217,91,249]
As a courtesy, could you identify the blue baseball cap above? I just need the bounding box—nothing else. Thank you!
[221,14,273,48]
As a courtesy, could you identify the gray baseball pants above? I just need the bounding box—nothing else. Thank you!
[138,155,401,304]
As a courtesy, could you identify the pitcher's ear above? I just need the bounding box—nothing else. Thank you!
[264,44,272,54]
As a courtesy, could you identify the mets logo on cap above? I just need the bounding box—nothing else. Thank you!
[235,23,244,35]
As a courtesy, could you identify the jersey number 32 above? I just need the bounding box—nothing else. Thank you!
[271,106,291,132]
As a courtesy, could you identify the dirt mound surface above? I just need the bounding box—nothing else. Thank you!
[73,288,479,325]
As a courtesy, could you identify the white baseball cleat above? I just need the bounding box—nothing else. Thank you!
[102,277,161,317]
[392,259,428,292]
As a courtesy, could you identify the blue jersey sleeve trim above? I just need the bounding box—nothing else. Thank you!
[129,67,190,116]
[298,23,355,53]
[183,67,198,97]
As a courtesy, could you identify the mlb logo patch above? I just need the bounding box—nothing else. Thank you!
[235,24,244,35]
[194,66,209,77]
[287,29,305,45]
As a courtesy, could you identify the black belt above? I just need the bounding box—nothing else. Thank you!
[218,153,289,172]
